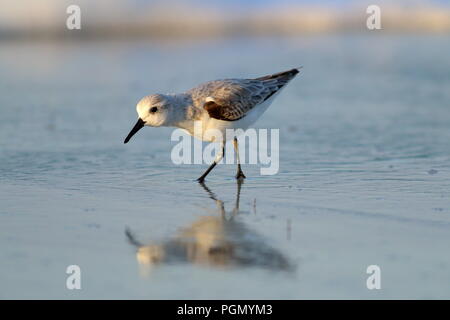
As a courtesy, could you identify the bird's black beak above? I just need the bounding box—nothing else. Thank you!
[124,118,145,144]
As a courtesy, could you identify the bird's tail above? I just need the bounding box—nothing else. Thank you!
[254,68,301,82]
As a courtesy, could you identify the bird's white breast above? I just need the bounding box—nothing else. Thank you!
[194,94,279,142]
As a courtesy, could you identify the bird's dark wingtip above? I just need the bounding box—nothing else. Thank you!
[291,67,303,74]
[254,67,301,81]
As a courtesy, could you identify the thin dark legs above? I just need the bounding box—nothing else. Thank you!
[197,138,246,182]
[197,142,224,183]
[197,162,217,183]
[233,137,246,180]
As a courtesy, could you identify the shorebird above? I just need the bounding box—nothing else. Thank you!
[124,68,300,182]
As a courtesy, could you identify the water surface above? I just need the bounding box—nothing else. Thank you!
[1,35,450,299]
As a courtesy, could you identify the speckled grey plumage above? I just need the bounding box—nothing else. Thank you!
[187,68,299,121]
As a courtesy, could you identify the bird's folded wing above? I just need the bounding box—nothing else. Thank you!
[190,68,300,122]
[199,80,279,121]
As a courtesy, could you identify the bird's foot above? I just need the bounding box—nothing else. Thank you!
[235,171,246,180]
[197,177,205,183]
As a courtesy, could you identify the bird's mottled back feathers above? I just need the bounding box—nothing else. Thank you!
[188,68,299,121]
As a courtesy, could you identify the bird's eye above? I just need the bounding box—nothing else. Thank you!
[150,107,158,113]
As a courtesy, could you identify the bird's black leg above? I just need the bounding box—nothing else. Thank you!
[233,137,246,180]
[197,162,217,183]
[197,142,224,183]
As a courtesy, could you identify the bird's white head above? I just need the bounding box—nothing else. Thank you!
[137,94,172,127]
[124,94,173,144]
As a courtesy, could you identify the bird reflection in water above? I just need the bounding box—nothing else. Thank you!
[126,180,294,274]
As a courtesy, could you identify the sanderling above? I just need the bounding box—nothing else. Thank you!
[124,68,300,182]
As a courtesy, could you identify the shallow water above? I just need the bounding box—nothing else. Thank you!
[1,35,450,299]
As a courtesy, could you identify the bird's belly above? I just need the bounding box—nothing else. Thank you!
[196,118,233,142]
[191,97,277,142]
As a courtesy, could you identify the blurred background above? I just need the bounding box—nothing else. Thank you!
[1,0,450,299]
[1,0,450,39]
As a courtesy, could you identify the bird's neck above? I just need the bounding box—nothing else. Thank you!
[166,94,197,133]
